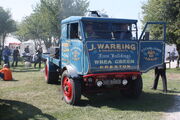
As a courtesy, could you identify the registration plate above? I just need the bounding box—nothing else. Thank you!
[103,79,121,85]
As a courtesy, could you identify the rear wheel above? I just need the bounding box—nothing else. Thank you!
[45,62,59,84]
[121,75,143,98]
[61,70,81,105]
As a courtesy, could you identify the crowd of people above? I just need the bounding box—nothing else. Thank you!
[0,45,43,81]
[0,45,43,68]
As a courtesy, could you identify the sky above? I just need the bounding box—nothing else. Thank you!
[0,0,147,35]
[0,0,40,22]
[1,0,176,55]
[0,0,147,21]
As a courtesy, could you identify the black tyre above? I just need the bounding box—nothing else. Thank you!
[61,70,81,105]
[45,62,59,84]
[121,75,143,98]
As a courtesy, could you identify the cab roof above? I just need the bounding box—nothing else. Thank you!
[61,16,138,24]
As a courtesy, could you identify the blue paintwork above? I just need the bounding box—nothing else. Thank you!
[46,58,59,72]
[86,41,138,73]
[42,16,166,76]
[69,39,84,74]
[42,54,61,67]
[62,16,137,24]
[42,53,50,60]
[61,40,70,68]
[139,41,164,72]
[139,22,166,72]
[49,57,61,67]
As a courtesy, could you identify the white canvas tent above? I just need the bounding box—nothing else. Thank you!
[4,36,21,46]
[20,40,35,56]
[20,40,47,56]
[165,44,178,61]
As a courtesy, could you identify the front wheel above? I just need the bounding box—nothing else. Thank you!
[61,70,81,105]
[121,75,143,98]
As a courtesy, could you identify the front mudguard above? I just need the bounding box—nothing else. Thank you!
[64,65,80,79]
[46,58,59,73]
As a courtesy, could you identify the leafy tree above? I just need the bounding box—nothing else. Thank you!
[0,7,16,48]
[16,0,89,49]
[142,0,180,67]
[16,13,51,49]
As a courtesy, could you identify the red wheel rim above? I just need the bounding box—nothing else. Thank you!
[62,76,72,101]
[45,64,48,80]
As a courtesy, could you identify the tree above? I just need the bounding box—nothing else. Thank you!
[0,7,16,48]
[142,0,180,67]
[16,13,51,49]
[16,0,89,49]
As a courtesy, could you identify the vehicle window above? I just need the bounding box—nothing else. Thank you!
[61,24,67,39]
[70,23,79,39]
[83,22,137,40]
[112,23,136,40]
[140,24,164,41]
[84,22,111,39]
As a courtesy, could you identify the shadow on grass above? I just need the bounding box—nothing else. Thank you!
[2,79,19,82]
[12,69,41,72]
[0,99,57,120]
[12,67,41,72]
[10,63,43,73]
[79,91,177,112]
[167,90,180,94]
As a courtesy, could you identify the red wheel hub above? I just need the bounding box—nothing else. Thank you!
[62,76,72,100]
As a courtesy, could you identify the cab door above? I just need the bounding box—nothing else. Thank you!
[139,22,166,72]
[69,22,84,74]
[61,24,70,68]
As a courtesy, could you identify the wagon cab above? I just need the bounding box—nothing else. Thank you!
[43,15,166,105]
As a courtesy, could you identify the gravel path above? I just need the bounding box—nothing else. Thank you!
[164,94,180,120]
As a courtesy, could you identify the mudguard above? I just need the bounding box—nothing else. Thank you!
[46,58,58,73]
[65,65,79,78]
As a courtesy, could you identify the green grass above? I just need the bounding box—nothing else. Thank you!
[0,64,180,120]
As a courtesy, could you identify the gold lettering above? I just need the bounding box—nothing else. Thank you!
[115,65,118,69]
[130,60,135,63]
[131,44,136,50]
[127,65,131,68]
[110,44,116,49]
[62,43,69,47]
[110,65,113,69]
[97,44,104,49]
[104,44,110,49]
[94,43,136,51]
[105,66,109,69]
[100,66,104,69]
[125,44,131,50]
[121,44,125,49]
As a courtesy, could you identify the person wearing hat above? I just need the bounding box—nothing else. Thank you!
[85,24,96,38]
[0,64,13,81]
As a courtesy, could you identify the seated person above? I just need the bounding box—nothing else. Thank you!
[0,64,13,81]
[119,24,132,40]
[85,24,96,38]
[120,31,132,40]
[113,24,132,40]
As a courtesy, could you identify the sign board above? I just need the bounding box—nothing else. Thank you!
[86,41,138,72]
